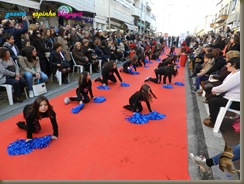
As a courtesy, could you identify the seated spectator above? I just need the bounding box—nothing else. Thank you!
[203,57,240,128]
[49,42,71,84]
[30,30,51,76]
[18,46,48,98]
[82,39,100,72]
[202,50,239,103]
[192,53,215,93]
[0,47,26,102]
[2,32,19,62]
[72,42,90,72]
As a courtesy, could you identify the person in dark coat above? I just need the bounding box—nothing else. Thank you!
[30,30,50,75]
[94,60,123,86]
[16,95,58,141]
[144,63,178,85]
[2,17,28,50]
[123,84,157,113]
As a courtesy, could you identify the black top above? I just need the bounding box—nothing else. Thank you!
[129,91,152,112]
[23,104,58,139]
[156,65,173,84]
[77,80,94,98]
[102,67,123,83]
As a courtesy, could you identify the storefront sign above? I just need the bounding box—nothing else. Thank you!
[32,10,56,18]
[58,5,83,19]
[5,12,26,18]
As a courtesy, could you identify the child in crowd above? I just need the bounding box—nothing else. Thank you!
[144,63,178,85]
[64,71,94,105]
[94,60,123,86]
[123,84,157,113]
[16,95,58,141]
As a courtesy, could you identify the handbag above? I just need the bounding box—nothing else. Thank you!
[32,79,47,97]
[60,52,70,68]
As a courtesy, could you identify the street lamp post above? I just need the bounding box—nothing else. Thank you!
[140,0,143,34]
[108,0,111,30]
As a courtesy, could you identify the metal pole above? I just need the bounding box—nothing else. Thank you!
[108,0,111,30]
[140,0,143,34]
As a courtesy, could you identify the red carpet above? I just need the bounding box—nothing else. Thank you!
[0,48,190,180]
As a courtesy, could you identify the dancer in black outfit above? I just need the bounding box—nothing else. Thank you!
[95,60,123,86]
[16,95,58,141]
[123,84,157,113]
[64,71,94,105]
[120,55,138,73]
[144,63,178,85]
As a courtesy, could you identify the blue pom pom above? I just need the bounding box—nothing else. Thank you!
[71,103,84,114]
[145,111,166,120]
[130,71,140,75]
[121,82,130,87]
[175,59,179,62]
[145,59,149,63]
[144,65,149,68]
[128,68,133,73]
[156,58,161,62]
[96,85,111,90]
[175,82,184,86]
[162,84,173,89]
[126,112,149,124]
[7,135,52,156]
[93,96,106,103]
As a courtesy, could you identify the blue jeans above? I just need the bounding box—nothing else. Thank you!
[212,144,240,165]
[195,75,209,90]
[23,71,48,91]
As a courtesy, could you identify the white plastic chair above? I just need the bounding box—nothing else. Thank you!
[0,84,14,105]
[213,98,240,133]
[70,52,84,75]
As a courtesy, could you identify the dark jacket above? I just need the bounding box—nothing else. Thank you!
[77,80,94,98]
[23,104,58,139]
[3,20,28,50]
[129,91,152,112]
[102,67,122,84]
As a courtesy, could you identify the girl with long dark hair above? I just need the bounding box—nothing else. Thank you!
[16,95,58,141]
[94,60,123,86]
[123,84,157,113]
[144,63,178,85]
[64,71,94,105]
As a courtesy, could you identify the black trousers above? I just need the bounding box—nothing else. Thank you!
[208,94,240,123]
[69,89,90,103]
[5,77,26,97]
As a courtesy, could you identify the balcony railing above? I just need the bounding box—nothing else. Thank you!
[215,15,228,23]
[210,23,215,28]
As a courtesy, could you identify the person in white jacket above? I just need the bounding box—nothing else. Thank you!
[203,57,240,128]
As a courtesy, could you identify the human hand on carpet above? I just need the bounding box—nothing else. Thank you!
[102,83,106,86]
[51,135,58,140]
[26,139,32,142]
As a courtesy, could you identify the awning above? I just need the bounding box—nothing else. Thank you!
[0,0,40,9]
[42,0,95,13]
[137,22,145,28]
[125,23,137,31]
